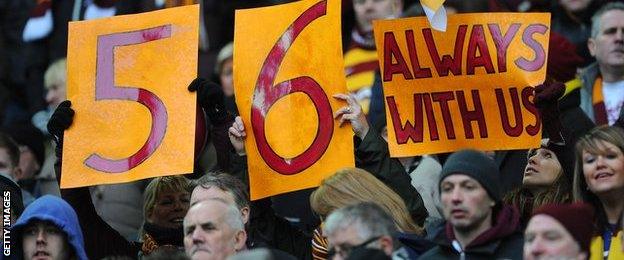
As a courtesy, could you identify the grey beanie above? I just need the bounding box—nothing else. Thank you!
[439,149,501,202]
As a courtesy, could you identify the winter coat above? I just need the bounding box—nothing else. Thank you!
[229,153,313,260]
[355,128,428,226]
[577,62,601,123]
[590,231,624,260]
[408,156,442,219]
[419,205,524,260]
[11,195,88,260]
[396,232,435,259]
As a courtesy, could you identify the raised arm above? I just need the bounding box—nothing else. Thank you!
[48,101,140,259]
[333,94,428,226]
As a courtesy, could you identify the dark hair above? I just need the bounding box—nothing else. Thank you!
[192,172,249,210]
[504,145,573,223]
[504,175,572,223]
[0,132,20,168]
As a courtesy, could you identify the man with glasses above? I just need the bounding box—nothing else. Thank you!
[323,202,401,260]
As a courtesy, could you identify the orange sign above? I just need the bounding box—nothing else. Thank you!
[234,0,354,200]
[373,13,549,157]
[62,5,199,188]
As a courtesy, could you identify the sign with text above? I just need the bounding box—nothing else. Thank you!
[63,5,198,188]
[373,13,549,157]
[234,0,354,200]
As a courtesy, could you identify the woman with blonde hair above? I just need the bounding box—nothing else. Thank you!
[309,167,425,259]
[310,167,421,233]
[138,176,191,255]
[573,125,624,259]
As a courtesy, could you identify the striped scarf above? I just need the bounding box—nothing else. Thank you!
[592,77,609,125]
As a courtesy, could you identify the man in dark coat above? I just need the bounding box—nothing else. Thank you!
[420,149,524,259]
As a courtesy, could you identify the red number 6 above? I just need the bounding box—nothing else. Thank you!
[85,25,171,173]
[251,1,333,175]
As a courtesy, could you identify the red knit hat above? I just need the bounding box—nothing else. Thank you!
[532,203,595,254]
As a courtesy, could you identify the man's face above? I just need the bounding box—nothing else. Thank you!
[22,221,71,260]
[559,0,592,13]
[45,84,66,109]
[353,0,400,34]
[0,147,18,179]
[327,225,364,260]
[588,10,624,71]
[183,201,244,260]
[191,186,249,225]
[17,146,40,181]
[440,174,494,232]
[524,214,586,260]
[326,225,390,260]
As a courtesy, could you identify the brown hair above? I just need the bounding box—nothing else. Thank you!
[573,125,624,231]
[504,176,572,223]
[310,167,423,235]
[504,145,573,222]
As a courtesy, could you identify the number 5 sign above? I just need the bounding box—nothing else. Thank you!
[234,0,354,200]
[62,5,199,188]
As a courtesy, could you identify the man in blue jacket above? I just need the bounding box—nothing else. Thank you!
[10,195,87,260]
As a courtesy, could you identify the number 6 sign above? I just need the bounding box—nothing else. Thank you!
[62,5,199,188]
[234,0,354,200]
[251,1,333,175]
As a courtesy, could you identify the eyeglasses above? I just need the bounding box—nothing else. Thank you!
[327,235,382,259]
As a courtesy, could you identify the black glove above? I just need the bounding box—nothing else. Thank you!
[47,100,74,156]
[534,82,565,144]
[188,78,229,124]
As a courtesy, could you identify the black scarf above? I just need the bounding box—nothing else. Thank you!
[142,222,184,247]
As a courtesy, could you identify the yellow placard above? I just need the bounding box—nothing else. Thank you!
[234,0,354,200]
[62,5,199,188]
[373,13,549,157]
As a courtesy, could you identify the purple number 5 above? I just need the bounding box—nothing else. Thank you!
[85,25,171,173]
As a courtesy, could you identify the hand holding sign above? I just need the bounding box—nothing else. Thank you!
[228,116,247,156]
[47,100,74,146]
[534,81,566,144]
[188,78,229,124]
[234,0,353,199]
[333,94,369,139]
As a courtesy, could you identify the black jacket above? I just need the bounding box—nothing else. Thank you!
[354,128,428,226]
[419,205,524,260]
[229,153,313,260]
